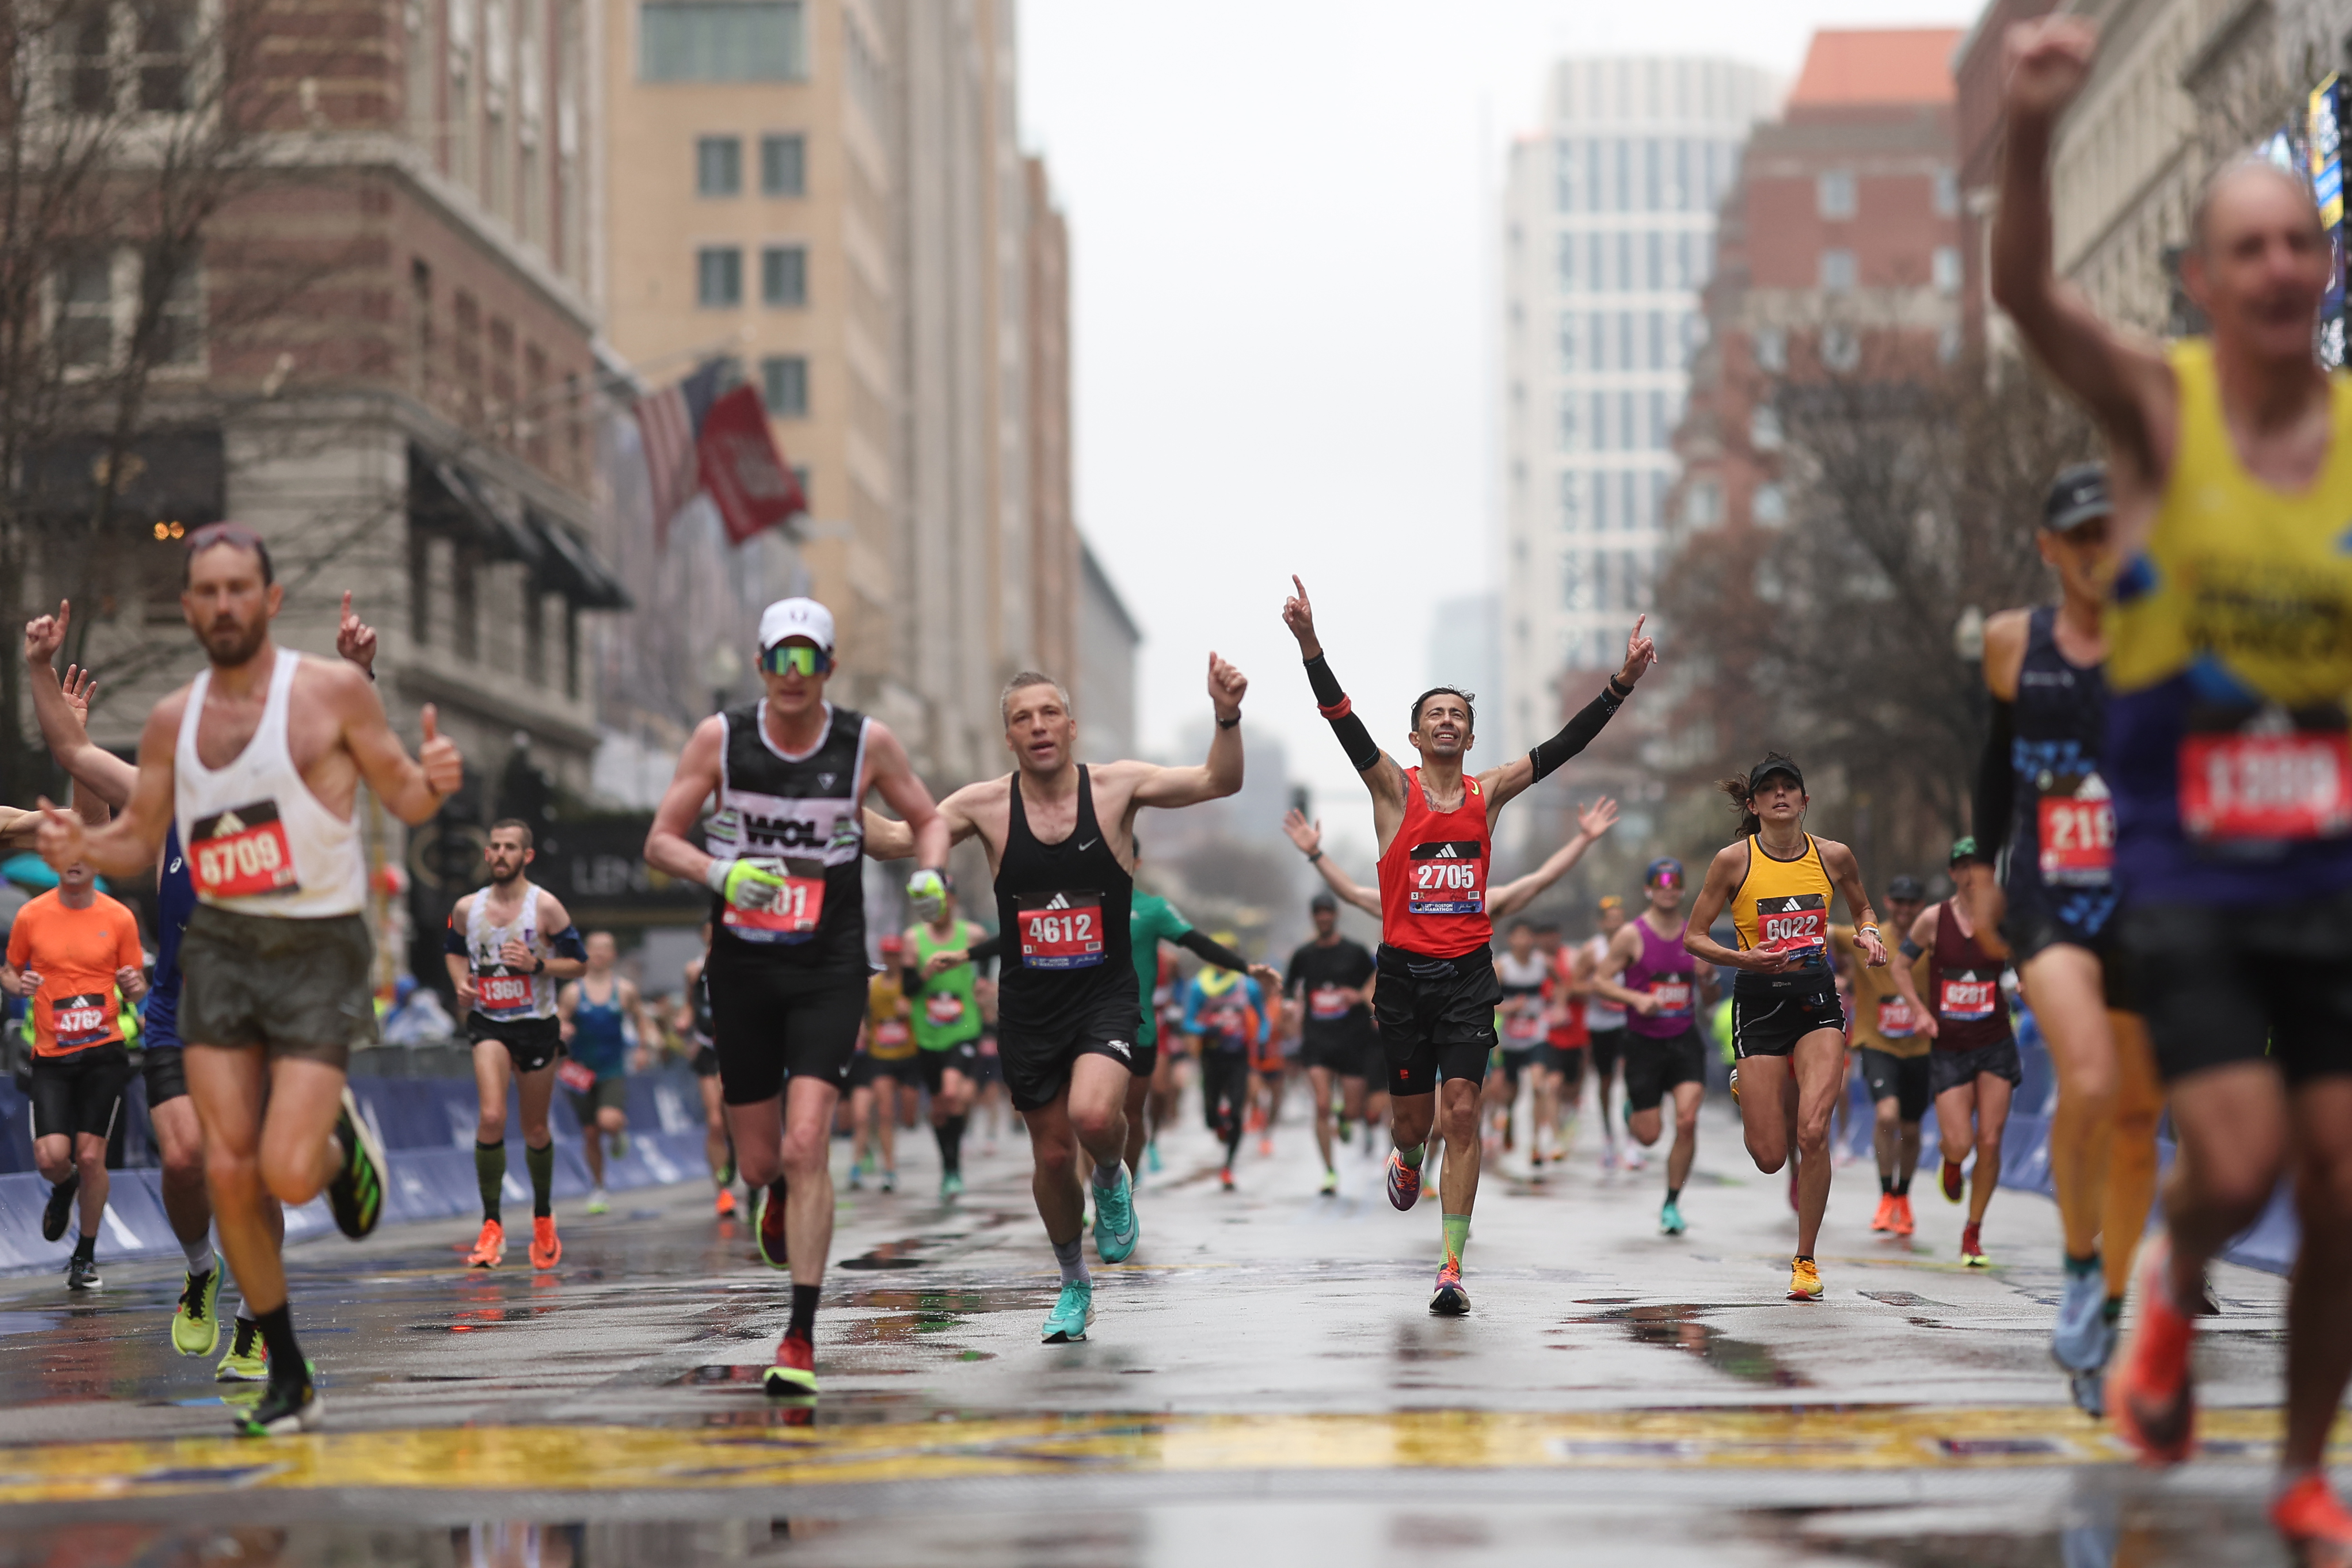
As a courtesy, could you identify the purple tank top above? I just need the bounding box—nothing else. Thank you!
[1622,916,1696,1039]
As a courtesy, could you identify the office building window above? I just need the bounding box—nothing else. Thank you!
[1819,249,1857,292]
[1749,405,1783,452]
[1821,324,1860,371]
[1753,326,1786,373]
[1557,312,1581,371]
[1554,137,1580,212]
[695,135,740,195]
[641,0,804,81]
[1753,484,1788,526]
[1558,394,1582,452]
[1933,245,1961,294]
[761,244,806,306]
[1682,478,1721,528]
[1817,169,1856,220]
[761,132,805,196]
[760,354,808,416]
[1934,167,1959,216]
[1556,232,1577,291]
[1561,470,1585,529]
[696,245,741,306]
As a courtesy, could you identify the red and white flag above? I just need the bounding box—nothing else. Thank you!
[634,359,726,547]
[697,385,808,546]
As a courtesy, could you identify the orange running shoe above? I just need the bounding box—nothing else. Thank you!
[2107,1236,2196,1466]
[529,1214,561,1271]
[2272,1473,2352,1566]
[715,1188,738,1218]
[764,1332,818,1397]
[465,1218,505,1269]
[1869,1193,1896,1233]
[1891,1194,1916,1236]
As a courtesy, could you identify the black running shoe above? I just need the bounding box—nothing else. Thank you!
[66,1253,102,1291]
[42,1174,78,1243]
[327,1088,387,1239]
[233,1373,323,1437]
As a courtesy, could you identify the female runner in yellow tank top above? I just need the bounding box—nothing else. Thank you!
[1685,754,1887,1303]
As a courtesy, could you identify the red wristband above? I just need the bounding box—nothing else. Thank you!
[1317,695,1353,720]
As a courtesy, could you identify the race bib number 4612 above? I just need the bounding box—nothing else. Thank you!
[190,800,300,898]
[1407,840,1486,915]
[1018,891,1105,969]
[1753,893,1826,955]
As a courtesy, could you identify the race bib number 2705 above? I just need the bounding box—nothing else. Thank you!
[1407,840,1485,916]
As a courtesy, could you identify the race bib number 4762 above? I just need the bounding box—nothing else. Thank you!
[190,800,300,898]
[1407,840,1486,916]
[1018,891,1105,969]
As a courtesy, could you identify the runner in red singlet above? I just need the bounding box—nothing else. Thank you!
[1281,576,1652,1315]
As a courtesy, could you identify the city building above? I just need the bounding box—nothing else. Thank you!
[1497,56,1779,773]
[1073,541,1140,764]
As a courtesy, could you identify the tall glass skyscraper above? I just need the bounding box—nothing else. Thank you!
[1498,57,1776,760]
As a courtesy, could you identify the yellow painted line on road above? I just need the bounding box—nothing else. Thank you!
[0,1406,2310,1505]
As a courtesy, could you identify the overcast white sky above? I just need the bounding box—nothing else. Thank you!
[1019,0,1972,824]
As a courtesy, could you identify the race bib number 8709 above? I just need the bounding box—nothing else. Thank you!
[190,800,301,898]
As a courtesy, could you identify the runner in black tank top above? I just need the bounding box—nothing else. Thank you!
[1966,464,2163,1417]
[993,765,1140,1096]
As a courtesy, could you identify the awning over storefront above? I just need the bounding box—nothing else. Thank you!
[408,445,543,569]
[527,508,632,610]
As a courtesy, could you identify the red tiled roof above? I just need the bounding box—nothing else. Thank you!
[1788,27,1964,107]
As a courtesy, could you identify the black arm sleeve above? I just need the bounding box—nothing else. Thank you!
[900,965,923,997]
[1305,654,1381,773]
[1526,683,1626,783]
[1178,929,1252,973]
[967,933,1004,967]
[1974,698,2016,858]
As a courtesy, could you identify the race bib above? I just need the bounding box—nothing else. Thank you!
[925,993,967,1025]
[874,1020,911,1051]
[189,800,300,898]
[476,972,536,1016]
[1503,998,1545,1041]
[1017,891,1105,969]
[2180,711,2352,844]
[720,857,827,943]
[1309,985,1351,1022]
[51,992,113,1049]
[1877,994,1919,1038]
[1649,980,1693,1018]
[554,1058,597,1093]
[1407,840,1486,916]
[1938,972,1999,1022]
[2036,770,2115,886]
[1753,893,1826,956]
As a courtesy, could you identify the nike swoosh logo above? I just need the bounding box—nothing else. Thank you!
[1078,839,1098,852]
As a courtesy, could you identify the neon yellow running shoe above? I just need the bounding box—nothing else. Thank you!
[216,1317,269,1382]
[172,1266,222,1357]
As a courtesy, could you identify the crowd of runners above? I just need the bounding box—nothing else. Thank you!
[7,15,2352,1562]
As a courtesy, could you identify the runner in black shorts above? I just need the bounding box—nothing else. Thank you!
[1582,895,1633,1171]
[926,657,1254,1343]
[1285,892,1375,1194]
[1283,574,1651,1315]
[645,597,949,1398]
[1592,858,1715,1236]
[1833,875,1929,1241]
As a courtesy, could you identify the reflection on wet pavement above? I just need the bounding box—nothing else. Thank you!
[1571,1301,1810,1388]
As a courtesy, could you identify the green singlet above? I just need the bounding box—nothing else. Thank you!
[1129,890,1194,1050]
[909,918,986,1051]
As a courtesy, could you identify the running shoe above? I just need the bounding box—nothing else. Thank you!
[1659,1198,1686,1236]
[1146,1141,1163,1173]
[1727,1066,1739,1102]
[529,1215,561,1271]
[1219,1165,1235,1192]
[1961,1222,1989,1267]
[1319,1167,1338,1196]
[714,1188,737,1218]
[2107,1236,2196,1466]
[1258,1136,1274,1158]
[1622,1142,1648,1172]
[66,1254,101,1291]
[1041,1279,1094,1343]
[609,1128,628,1161]
[1384,1151,1422,1211]
[1788,1256,1824,1302]
[717,1151,736,1187]
[216,1318,268,1382]
[41,1173,78,1243]
[2068,1368,2107,1419]
[173,1267,222,1357]
[1869,1193,1897,1233]
[1892,1194,1916,1236]
[880,1166,897,1194]
[1092,1170,1138,1264]
[1941,1157,1965,1204]
[1599,1139,1618,1174]
[755,1180,789,1269]
[763,1332,818,1397]
[465,1219,505,1268]
[1429,1258,1470,1316]
[941,1172,965,1199]
[233,1370,322,1437]
[585,1189,610,1216]
[2271,1472,2352,1566]
[2051,1263,2110,1374]
[1336,1116,1353,1144]
[846,1161,865,1191]
[327,1088,387,1239]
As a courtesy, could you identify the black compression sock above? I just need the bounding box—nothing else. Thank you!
[1895,1173,1913,1198]
[1666,1186,1682,1206]
[1880,1174,1894,1196]
[71,1232,95,1262]
[474,1141,505,1222]
[254,1303,305,1385]
[1794,1253,1814,1264]
[788,1283,820,1340]
[526,1142,554,1218]
[936,1114,966,1176]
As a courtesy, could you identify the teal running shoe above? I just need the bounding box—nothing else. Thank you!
[1146,1141,1163,1174]
[2051,1260,2110,1374]
[1659,1199,1687,1237]
[940,1172,965,1199]
[1041,1279,1095,1343]
[1092,1170,1138,1264]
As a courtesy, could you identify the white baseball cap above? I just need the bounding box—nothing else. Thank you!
[758,597,835,653]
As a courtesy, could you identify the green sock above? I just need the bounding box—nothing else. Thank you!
[525,1142,554,1219]
[2065,1251,2102,1279]
[1442,1212,1470,1268]
[474,1141,505,1222]
[1399,1143,1426,1172]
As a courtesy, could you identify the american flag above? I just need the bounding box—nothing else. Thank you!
[636,358,726,546]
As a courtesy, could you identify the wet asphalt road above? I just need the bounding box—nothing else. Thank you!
[0,1093,2312,1566]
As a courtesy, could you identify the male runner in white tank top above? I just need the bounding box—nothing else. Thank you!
[37,524,463,1436]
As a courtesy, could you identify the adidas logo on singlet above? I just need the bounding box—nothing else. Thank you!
[1775,897,1804,911]
[1042,892,1072,910]
[1430,844,1461,858]
[214,810,245,836]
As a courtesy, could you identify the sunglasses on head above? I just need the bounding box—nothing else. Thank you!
[760,643,831,677]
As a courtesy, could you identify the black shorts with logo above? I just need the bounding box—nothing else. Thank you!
[1856,1046,1932,1122]
[1622,1027,1707,1113]
[706,947,867,1105]
[1730,986,1846,1059]
[1929,1037,2024,1100]
[1373,944,1501,1098]
[468,1012,563,1074]
[998,980,1142,1114]
[2118,894,2352,1086]
[30,1045,133,1142]
[918,1040,980,1096]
